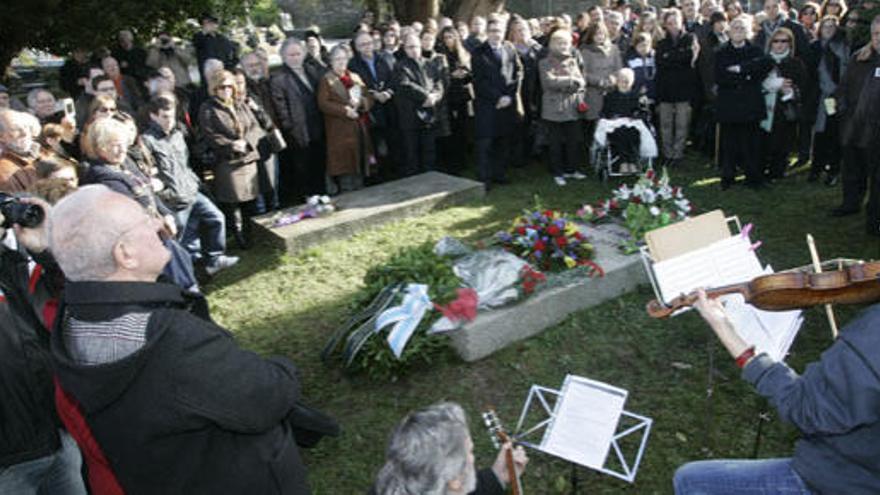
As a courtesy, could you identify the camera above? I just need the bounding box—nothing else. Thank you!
[0,193,45,229]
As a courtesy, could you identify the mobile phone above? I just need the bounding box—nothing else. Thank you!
[62,98,75,116]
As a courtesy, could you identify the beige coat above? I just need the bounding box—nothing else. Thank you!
[317,71,373,178]
[539,50,586,122]
[580,43,622,120]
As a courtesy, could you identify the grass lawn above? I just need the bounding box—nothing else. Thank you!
[205,152,878,494]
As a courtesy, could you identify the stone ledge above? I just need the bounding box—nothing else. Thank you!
[252,172,485,254]
[450,223,646,362]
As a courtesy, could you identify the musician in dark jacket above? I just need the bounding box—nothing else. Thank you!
[471,19,523,188]
[715,17,773,190]
[392,33,443,176]
[349,32,397,180]
[371,402,527,495]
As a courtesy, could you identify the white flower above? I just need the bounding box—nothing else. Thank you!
[642,189,657,204]
[650,206,661,216]
[320,195,331,204]
[615,185,632,200]
[306,195,319,206]
[675,199,691,214]
[658,185,673,200]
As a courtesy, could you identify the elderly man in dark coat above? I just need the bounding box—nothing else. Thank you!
[472,19,523,189]
[392,33,444,176]
[349,31,397,180]
[48,185,337,495]
[715,17,773,190]
[271,38,327,200]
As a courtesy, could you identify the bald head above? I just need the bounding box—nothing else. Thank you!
[50,186,170,282]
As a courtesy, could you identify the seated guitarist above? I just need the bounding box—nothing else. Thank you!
[674,290,880,495]
[371,402,528,495]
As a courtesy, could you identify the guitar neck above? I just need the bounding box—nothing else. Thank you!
[500,432,522,495]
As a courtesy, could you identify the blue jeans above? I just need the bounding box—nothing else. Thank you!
[0,430,86,495]
[674,458,814,494]
[174,192,226,264]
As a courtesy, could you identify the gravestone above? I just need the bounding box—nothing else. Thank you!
[450,223,647,362]
[252,172,485,254]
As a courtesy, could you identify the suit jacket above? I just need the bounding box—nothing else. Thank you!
[715,42,773,124]
[471,41,523,138]
[348,53,395,128]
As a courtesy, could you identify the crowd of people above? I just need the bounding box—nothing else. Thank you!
[1,1,880,494]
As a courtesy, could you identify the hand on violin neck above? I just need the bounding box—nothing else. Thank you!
[693,289,752,360]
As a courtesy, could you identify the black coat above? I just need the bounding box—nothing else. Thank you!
[655,32,699,103]
[270,65,324,148]
[0,242,61,468]
[391,55,442,131]
[51,281,318,495]
[471,41,523,139]
[349,53,396,128]
[769,55,809,123]
[715,42,774,124]
[192,31,239,75]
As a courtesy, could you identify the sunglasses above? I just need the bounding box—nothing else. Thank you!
[218,84,234,89]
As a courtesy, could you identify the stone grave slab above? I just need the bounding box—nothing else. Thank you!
[252,172,485,254]
[450,223,646,362]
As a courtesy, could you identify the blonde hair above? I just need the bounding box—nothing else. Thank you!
[208,69,237,99]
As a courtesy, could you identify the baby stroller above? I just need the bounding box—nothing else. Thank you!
[591,99,658,182]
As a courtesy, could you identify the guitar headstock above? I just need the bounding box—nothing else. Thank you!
[482,407,511,449]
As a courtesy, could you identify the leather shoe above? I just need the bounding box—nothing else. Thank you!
[829,207,859,217]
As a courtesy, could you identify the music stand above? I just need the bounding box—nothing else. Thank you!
[512,374,652,488]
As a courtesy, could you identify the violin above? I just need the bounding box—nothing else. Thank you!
[647,260,880,318]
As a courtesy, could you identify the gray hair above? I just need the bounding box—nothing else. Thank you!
[280,37,304,57]
[375,402,472,495]
[89,117,135,152]
[202,58,224,80]
[49,185,126,281]
[26,88,54,110]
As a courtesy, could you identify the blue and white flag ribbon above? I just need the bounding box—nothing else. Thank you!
[376,284,432,359]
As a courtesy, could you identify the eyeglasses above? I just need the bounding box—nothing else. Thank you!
[218,84,234,89]
[97,107,117,113]
[772,39,790,44]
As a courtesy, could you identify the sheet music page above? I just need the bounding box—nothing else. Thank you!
[721,267,803,361]
[540,375,627,470]
[652,236,763,304]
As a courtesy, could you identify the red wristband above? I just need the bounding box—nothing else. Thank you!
[735,346,756,369]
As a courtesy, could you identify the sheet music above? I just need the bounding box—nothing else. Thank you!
[541,376,627,470]
[652,236,763,304]
[722,268,803,361]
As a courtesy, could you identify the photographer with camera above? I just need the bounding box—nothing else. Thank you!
[0,193,87,494]
[146,32,194,89]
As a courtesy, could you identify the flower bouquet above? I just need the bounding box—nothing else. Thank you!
[495,205,599,274]
[272,195,336,228]
[578,168,692,253]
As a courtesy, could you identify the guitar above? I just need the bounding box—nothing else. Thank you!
[482,408,523,495]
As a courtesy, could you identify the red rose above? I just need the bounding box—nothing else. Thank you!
[534,240,546,251]
[631,197,641,204]
[645,169,655,180]
[517,226,526,235]
[574,231,584,240]
[547,225,560,236]
[577,101,589,113]
[543,210,554,217]
[555,236,568,247]
[609,200,619,209]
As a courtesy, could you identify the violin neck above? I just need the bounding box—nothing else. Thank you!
[506,446,523,495]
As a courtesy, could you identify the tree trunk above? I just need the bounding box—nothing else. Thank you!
[445,0,506,20]
[391,0,440,23]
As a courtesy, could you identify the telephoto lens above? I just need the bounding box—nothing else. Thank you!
[0,193,45,229]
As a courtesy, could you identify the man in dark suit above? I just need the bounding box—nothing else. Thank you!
[392,33,444,176]
[192,13,239,80]
[471,19,523,189]
[349,31,398,180]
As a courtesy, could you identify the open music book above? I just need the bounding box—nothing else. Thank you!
[651,236,803,361]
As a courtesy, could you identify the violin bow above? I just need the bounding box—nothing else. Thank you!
[806,234,839,339]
